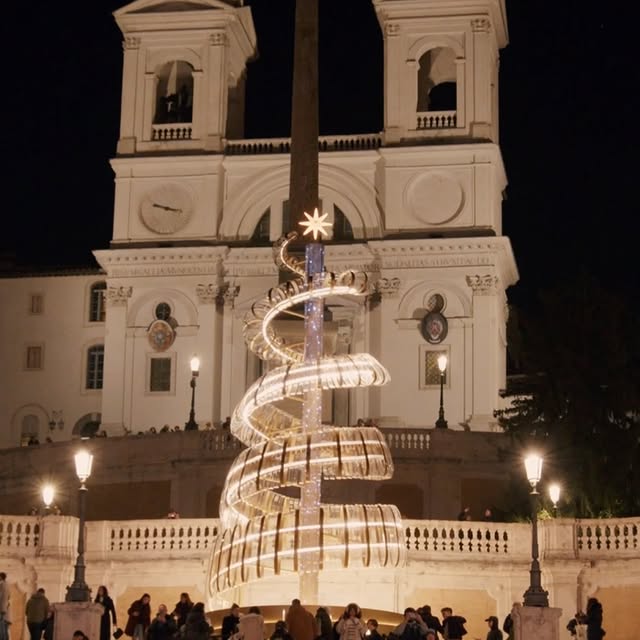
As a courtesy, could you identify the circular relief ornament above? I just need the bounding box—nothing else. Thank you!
[148,319,176,352]
[420,311,448,345]
[139,184,194,234]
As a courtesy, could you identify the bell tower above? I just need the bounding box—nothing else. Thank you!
[374,0,507,144]
[114,0,257,155]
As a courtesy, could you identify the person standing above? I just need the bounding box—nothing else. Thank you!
[391,608,427,640]
[95,586,117,640]
[286,599,316,640]
[365,620,383,640]
[25,589,49,640]
[484,616,502,640]
[0,572,9,640]
[236,606,264,640]
[586,598,605,640]
[316,608,333,640]
[221,604,240,640]
[183,602,212,640]
[440,608,466,640]
[125,594,151,640]
[336,604,367,640]
[172,593,194,630]
[417,606,442,639]
[147,605,177,640]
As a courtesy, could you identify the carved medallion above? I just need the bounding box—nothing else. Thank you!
[148,319,175,352]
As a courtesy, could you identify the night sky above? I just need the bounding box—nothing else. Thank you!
[3,0,638,308]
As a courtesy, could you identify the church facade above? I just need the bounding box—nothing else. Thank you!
[0,0,516,452]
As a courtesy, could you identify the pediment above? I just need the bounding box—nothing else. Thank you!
[115,0,241,17]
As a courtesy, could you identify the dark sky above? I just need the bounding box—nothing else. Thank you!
[2,0,638,307]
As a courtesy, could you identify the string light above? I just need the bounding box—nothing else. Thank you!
[208,233,406,595]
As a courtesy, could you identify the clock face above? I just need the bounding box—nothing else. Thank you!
[139,184,194,234]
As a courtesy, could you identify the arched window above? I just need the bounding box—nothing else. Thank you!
[86,345,105,390]
[417,47,457,112]
[154,61,194,124]
[89,282,106,322]
[333,206,354,241]
[251,208,271,243]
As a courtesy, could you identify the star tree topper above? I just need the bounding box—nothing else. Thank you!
[299,208,332,240]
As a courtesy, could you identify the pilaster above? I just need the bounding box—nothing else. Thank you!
[100,285,133,435]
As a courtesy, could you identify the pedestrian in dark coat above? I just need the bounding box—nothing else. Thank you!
[417,607,442,639]
[586,598,605,640]
[183,603,212,640]
[440,609,466,640]
[147,605,177,640]
[95,586,117,640]
[172,593,194,630]
[484,616,502,640]
[221,604,240,640]
[316,608,333,640]
[125,594,151,640]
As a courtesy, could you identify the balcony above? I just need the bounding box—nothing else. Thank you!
[151,122,193,141]
[416,110,457,130]
[224,132,383,155]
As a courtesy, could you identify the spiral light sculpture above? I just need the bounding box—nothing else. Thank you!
[208,231,405,596]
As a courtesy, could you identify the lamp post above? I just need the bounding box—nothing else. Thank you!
[184,356,200,431]
[66,450,93,602]
[435,354,448,429]
[548,483,561,517]
[523,452,549,607]
[42,484,55,515]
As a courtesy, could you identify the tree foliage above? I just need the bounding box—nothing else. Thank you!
[498,275,640,517]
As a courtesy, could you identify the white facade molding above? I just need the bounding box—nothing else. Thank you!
[374,276,402,298]
[196,283,224,305]
[466,273,500,295]
[106,286,133,306]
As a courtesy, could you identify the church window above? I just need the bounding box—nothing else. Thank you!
[89,282,106,322]
[251,208,271,243]
[417,47,457,113]
[155,302,172,321]
[25,345,43,370]
[150,357,172,392]
[427,293,446,313]
[420,347,450,388]
[86,345,104,390]
[333,206,354,241]
[29,294,44,314]
[154,61,194,125]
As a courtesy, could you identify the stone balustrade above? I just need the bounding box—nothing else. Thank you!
[224,133,383,155]
[3,513,638,564]
[416,110,457,130]
[385,429,430,451]
[151,123,193,140]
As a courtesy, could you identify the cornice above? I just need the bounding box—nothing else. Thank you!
[93,247,228,278]
[368,237,518,288]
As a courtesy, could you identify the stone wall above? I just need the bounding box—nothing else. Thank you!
[1,514,638,640]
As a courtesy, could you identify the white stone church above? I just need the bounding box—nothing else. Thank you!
[0,0,516,449]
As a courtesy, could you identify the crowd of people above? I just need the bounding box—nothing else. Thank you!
[0,572,607,640]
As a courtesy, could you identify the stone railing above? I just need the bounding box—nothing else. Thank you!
[416,110,457,130]
[404,519,531,558]
[576,517,639,555]
[151,123,193,141]
[4,515,638,565]
[85,518,220,560]
[0,515,40,553]
[224,133,383,155]
[385,429,430,451]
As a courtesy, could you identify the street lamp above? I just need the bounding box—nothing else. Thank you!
[435,354,448,429]
[523,452,549,607]
[548,483,561,516]
[65,450,93,602]
[42,484,55,514]
[185,356,200,431]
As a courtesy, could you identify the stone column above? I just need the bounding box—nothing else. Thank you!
[465,274,500,430]
[100,286,132,435]
[470,17,492,138]
[511,604,562,640]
